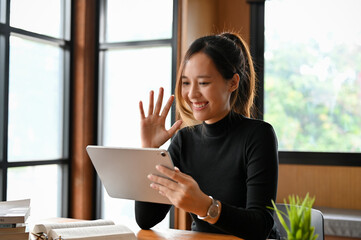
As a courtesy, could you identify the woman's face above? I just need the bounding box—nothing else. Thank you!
[181,52,238,124]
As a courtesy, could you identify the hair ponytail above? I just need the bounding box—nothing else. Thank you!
[220,32,256,118]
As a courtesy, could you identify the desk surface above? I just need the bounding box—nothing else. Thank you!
[137,229,243,240]
[30,218,243,240]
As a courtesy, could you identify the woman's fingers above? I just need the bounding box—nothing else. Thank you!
[161,95,174,118]
[139,101,145,119]
[150,182,172,197]
[153,87,164,115]
[147,90,154,116]
[143,88,168,117]
[168,120,182,137]
[149,175,181,201]
[154,165,189,184]
[148,174,178,191]
[140,88,178,148]
[149,166,202,211]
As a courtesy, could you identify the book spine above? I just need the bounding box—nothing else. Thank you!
[0,223,16,228]
[0,217,24,224]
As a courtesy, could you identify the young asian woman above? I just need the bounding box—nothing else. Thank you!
[135,32,279,240]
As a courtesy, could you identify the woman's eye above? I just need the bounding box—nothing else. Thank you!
[182,81,190,85]
[199,82,210,85]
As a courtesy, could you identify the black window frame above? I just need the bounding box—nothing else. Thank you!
[247,0,361,167]
[0,0,71,216]
[95,0,179,226]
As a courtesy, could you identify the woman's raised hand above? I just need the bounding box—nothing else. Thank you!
[139,87,182,148]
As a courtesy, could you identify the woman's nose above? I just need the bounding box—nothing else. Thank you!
[188,84,200,99]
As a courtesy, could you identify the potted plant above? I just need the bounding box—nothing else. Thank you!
[270,193,318,240]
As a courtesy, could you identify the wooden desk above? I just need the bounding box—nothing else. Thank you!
[137,229,243,240]
[30,218,244,240]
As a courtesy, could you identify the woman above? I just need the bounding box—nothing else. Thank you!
[135,32,279,239]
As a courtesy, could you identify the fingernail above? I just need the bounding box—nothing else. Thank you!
[147,174,152,179]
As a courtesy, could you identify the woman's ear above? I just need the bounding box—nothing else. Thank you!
[229,73,240,92]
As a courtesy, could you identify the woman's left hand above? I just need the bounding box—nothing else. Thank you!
[148,165,211,217]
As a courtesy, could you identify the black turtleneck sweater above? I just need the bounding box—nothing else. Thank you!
[135,113,279,240]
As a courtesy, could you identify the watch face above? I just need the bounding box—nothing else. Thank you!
[208,203,219,218]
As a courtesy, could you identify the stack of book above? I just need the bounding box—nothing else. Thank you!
[0,199,30,240]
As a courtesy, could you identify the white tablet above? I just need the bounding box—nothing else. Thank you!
[86,146,174,205]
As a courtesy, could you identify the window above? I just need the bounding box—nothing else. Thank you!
[0,0,71,220]
[97,0,177,230]
[250,0,361,165]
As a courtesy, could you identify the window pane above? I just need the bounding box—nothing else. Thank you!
[101,46,172,228]
[7,164,62,221]
[10,0,62,38]
[8,36,63,161]
[106,0,173,42]
[264,0,361,152]
[0,35,5,163]
[0,0,5,23]
[102,46,172,147]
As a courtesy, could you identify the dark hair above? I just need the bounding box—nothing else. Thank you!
[175,32,256,126]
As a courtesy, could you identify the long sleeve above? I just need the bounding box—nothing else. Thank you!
[213,123,279,239]
[135,201,171,229]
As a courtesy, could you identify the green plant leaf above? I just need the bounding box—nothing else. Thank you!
[270,193,318,240]
[296,228,302,239]
[270,200,291,233]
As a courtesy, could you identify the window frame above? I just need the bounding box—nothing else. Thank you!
[95,0,179,226]
[247,0,361,166]
[0,0,71,216]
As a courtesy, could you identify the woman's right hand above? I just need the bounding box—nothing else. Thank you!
[139,87,182,148]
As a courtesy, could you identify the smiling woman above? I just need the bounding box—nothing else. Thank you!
[135,32,279,240]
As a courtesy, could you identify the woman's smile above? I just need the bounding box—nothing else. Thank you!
[192,102,209,110]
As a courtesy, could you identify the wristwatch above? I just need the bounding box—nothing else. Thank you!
[197,196,220,221]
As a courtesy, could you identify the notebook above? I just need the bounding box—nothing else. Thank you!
[86,146,174,204]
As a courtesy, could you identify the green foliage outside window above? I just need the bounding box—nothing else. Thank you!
[265,40,361,152]
[264,0,361,153]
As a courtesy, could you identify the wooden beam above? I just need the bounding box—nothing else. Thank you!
[70,0,97,220]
